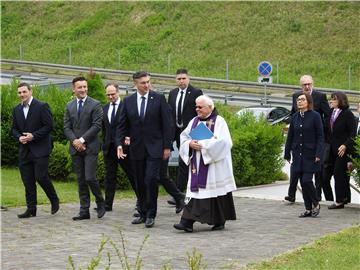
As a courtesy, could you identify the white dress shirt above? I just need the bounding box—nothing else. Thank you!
[107,98,121,123]
[23,96,33,119]
[175,87,187,128]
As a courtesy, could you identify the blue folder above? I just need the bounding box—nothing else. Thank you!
[189,122,214,140]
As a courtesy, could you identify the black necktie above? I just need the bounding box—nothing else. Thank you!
[177,90,184,125]
[78,100,83,118]
[139,96,146,120]
[111,102,116,124]
[22,102,28,119]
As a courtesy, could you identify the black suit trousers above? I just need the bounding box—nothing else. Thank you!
[175,127,189,192]
[297,172,318,210]
[288,166,322,201]
[72,153,104,215]
[159,158,184,202]
[19,152,58,210]
[103,144,136,208]
[132,155,161,219]
[329,152,351,203]
[321,164,335,201]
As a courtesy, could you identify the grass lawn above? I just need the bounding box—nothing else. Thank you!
[245,225,360,270]
[1,167,136,207]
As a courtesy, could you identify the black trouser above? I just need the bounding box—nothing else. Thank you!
[132,155,161,219]
[175,127,189,192]
[294,172,318,210]
[288,166,322,201]
[329,152,351,203]
[19,153,59,211]
[159,158,184,203]
[103,145,136,209]
[321,164,334,201]
[72,153,104,215]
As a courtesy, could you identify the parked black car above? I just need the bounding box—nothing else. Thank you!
[236,106,291,125]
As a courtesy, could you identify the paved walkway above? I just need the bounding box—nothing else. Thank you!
[1,195,359,270]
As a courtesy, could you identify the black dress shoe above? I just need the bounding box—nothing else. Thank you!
[97,207,106,218]
[167,198,176,206]
[328,203,344,209]
[299,210,312,218]
[145,217,155,228]
[131,217,145,224]
[105,206,112,212]
[311,204,320,217]
[175,199,185,214]
[211,224,225,231]
[72,214,90,221]
[18,209,36,218]
[173,223,193,233]
[133,212,141,218]
[284,196,295,203]
[51,201,60,215]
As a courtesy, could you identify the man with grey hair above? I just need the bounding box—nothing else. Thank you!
[285,75,331,203]
[174,95,237,232]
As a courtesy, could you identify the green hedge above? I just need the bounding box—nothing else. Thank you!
[48,142,72,180]
[351,137,360,188]
[96,151,132,190]
[1,81,285,188]
[217,104,285,186]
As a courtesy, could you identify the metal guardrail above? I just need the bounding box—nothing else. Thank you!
[1,59,359,96]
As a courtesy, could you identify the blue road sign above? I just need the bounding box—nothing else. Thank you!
[258,61,273,77]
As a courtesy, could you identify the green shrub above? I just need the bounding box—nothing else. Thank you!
[36,84,73,143]
[1,81,22,165]
[217,104,285,187]
[86,71,106,104]
[351,137,360,187]
[96,152,132,190]
[48,142,72,180]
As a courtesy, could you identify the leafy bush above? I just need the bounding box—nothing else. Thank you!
[36,84,73,143]
[1,81,22,165]
[351,137,360,187]
[96,152,132,190]
[86,71,107,104]
[217,104,285,186]
[48,142,72,180]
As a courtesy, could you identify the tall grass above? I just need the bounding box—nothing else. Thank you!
[1,2,359,90]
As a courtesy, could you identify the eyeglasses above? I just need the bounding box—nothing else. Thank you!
[297,98,306,102]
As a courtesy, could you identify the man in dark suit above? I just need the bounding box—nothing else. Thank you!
[12,82,59,218]
[116,71,172,228]
[101,83,135,211]
[64,76,106,220]
[168,69,203,197]
[285,75,330,203]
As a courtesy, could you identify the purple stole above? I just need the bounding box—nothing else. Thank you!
[190,113,217,192]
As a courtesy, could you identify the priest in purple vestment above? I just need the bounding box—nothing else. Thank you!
[174,95,237,232]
